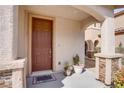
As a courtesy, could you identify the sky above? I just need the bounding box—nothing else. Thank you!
[114,8,124,13]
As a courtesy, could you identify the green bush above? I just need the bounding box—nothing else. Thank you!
[94,47,101,53]
[73,54,80,65]
[113,68,124,88]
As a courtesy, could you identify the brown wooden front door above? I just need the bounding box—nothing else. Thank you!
[32,17,53,72]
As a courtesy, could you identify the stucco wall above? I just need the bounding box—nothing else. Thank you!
[18,6,85,72]
[115,35,124,47]
[18,6,27,58]
[0,6,18,61]
[55,17,84,71]
[85,24,101,47]
[115,14,124,29]
[84,13,124,49]
[115,14,124,47]
[81,16,101,48]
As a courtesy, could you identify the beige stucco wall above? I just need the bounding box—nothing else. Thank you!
[18,6,27,58]
[115,14,124,47]
[115,35,124,47]
[0,6,18,61]
[18,6,85,72]
[115,14,124,29]
[82,16,101,48]
[85,23,101,47]
[55,17,84,71]
[84,13,124,48]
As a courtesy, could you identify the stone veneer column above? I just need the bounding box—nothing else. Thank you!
[0,6,25,88]
[0,5,18,61]
[0,59,25,88]
[95,17,123,85]
[95,54,123,85]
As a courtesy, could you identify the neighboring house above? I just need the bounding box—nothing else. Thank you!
[85,10,124,55]
[115,28,124,48]
[85,23,101,57]
[0,5,123,88]
[115,10,124,47]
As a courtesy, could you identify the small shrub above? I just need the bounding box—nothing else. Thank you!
[73,54,80,65]
[113,68,124,88]
[64,62,69,71]
[94,47,101,53]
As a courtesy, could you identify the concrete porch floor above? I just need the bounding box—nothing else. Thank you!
[27,68,109,88]
[62,68,108,88]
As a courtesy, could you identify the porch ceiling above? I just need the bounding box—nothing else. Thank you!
[23,5,90,21]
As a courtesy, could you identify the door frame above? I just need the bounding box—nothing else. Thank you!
[28,13,56,74]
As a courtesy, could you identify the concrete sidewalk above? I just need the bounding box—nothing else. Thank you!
[62,69,108,88]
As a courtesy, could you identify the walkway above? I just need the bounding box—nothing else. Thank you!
[62,68,108,88]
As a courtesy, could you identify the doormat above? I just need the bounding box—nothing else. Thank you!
[32,74,56,85]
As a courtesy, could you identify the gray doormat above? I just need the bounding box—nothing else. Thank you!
[32,74,56,85]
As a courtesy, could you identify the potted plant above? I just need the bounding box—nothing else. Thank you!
[73,54,84,74]
[64,62,73,76]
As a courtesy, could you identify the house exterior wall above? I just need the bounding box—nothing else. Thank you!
[0,6,26,88]
[115,14,124,47]
[85,13,124,48]
[115,34,124,47]
[17,6,85,72]
[85,23,101,47]
[115,13,124,29]
[55,17,84,71]
[81,16,101,48]
[0,6,18,61]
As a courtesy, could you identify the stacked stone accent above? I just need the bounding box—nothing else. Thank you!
[0,59,26,88]
[0,6,25,88]
[99,58,105,82]
[111,58,119,81]
[96,56,121,85]
[0,6,14,88]
[0,70,12,88]
[95,53,123,85]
